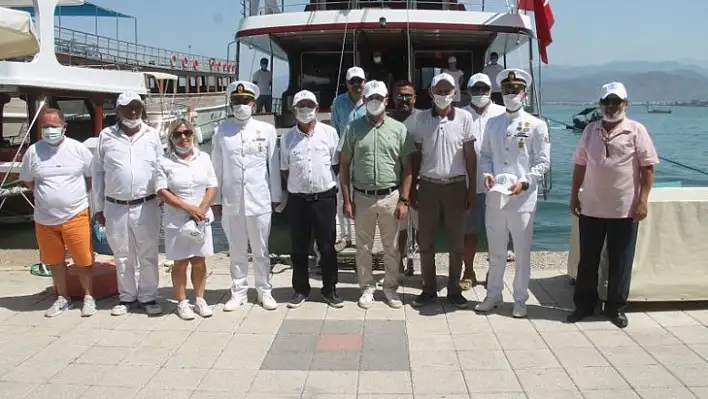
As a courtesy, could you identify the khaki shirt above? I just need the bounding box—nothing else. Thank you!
[337,115,416,191]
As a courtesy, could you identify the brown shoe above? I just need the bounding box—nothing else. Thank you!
[459,276,477,291]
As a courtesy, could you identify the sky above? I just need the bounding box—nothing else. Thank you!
[58,0,708,82]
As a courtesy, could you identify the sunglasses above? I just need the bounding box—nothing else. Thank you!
[395,94,413,101]
[600,98,624,107]
[348,78,364,86]
[230,96,254,106]
[172,130,193,138]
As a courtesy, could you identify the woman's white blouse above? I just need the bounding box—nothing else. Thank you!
[155,150,218,229]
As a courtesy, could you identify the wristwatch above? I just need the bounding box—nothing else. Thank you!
[399,196,410,205]
[521,182,530,191]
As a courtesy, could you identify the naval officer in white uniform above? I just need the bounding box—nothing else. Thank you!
[474,69,550,318]
[211,81,282,311]
[92,91,163,316]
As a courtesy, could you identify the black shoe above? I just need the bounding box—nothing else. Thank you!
[287,293,308,309]
[604,311,629,329]
[447,294,468,309]
[412,292,437,308]
[566,309,592,323]
[405,265,415,277]
[323,291,344,309]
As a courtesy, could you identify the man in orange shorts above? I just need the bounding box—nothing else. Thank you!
[20,108,96,317]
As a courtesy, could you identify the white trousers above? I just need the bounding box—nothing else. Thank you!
[336,181,352,240]
[222,211,272,298]
[104,200,160,303]
[485,206,535,304]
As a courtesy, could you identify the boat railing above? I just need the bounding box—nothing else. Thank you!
[53,26,236,74]
[244,0,515,16]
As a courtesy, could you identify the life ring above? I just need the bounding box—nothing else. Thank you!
[170,54,177,67]
[193,59,199,71]
[209,59,215,71]
[181,56,188,68]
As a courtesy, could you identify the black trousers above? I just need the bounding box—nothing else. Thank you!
[491,92,503,106]
[289,188,338,296]
[256,95,272,113]
[574,215,639,314]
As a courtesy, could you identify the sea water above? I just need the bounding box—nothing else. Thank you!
[209,105,708,253]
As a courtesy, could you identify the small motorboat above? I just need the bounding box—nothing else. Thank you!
[569,107,602,131]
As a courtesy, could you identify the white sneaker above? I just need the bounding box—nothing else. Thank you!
[384,291,403,309]
[512,302,528,318]
[194,297,213,318]
[358,289,375,309]
[223,295,247,312]
[111,303,129,316]
[474,296,503,313]
[176,300,195,320]
[45,296,72,318]
[81,296,97,317]
[259,292,278,311]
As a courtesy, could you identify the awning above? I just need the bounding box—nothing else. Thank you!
[0,6,39,59]
[13,1,133,18]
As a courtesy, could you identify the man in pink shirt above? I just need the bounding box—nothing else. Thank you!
[567,82,659,328]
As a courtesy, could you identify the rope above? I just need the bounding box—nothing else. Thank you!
[544,116,574,129]
[0,180,20,189]
[659,156,708,177]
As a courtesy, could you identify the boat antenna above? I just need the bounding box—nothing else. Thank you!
[405,0,412,82]
[0,99,46,192]
[334,0,353,99]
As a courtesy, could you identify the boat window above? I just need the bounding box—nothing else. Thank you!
[300,51,354,106]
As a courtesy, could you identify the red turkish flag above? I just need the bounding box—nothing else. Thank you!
[518,0,555,64]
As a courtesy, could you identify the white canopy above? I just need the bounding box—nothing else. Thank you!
[0,7,39,59]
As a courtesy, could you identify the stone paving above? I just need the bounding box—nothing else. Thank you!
[1,264,708,399]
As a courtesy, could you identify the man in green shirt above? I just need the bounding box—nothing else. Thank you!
[338,80,416,310]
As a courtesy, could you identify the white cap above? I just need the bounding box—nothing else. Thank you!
[467,73,492,88]
[227,81,260,100]
[293,90,318,106]
[495,68,533,89]
[448,56,457,63]
[431,72,456,88]
[363,80,388,98]
[489,173,518,196]
[178,220,206,243]
[600,82,628,100]
[116,91,143,107]
[346,66,365,81]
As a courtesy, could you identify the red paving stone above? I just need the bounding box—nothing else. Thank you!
[316,333,362,351]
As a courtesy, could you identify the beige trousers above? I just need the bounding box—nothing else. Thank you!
[353,190,401,292]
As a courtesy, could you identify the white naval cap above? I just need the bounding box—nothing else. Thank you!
[467,73,492,88]
[227,80,259,100]
[363,80,388,98]
[431,72,456,88]
[448,56,457,64]
[489,173,519,196]
[600,82,628,100]
[346,66,366,81]
[116,91,144,107]
[293,89,318,106]
[496,68,533,89]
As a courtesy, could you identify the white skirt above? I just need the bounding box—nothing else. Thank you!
[164,224,215,261]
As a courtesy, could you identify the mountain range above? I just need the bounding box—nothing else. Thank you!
[539,60,708,103]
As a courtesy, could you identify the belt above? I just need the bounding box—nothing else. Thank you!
[419,175,466,185]
[106,194,157,206]
[289,187,337,201]
[353,186,398,196]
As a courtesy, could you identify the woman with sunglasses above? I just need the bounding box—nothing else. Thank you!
[155,119,218,320]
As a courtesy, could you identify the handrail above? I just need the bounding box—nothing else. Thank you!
[244,0,513,16]
[53,26,236,75]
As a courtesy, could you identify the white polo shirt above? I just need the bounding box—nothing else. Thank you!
[482,63,504,93]
[410,107,477,180]
[464,103,506,193]
[280,121,339,194]
[19,137,93,226]
[443,69,465,102]
[155,149,218,229]
[91,123,163,212]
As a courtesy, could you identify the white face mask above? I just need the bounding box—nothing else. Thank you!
[173,143,193,155]
[42,126,64,145]
[503,94,524,112]
[373,56,382,64]
[294,107,316,124]
[121,118,142,129]
[470,95,491,108]
[603,110,625,123]
[232,104,252,121]
[366,99,385,116]
[433,94,454,110]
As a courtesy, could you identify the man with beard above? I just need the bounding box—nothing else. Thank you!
[389,80,420,276]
